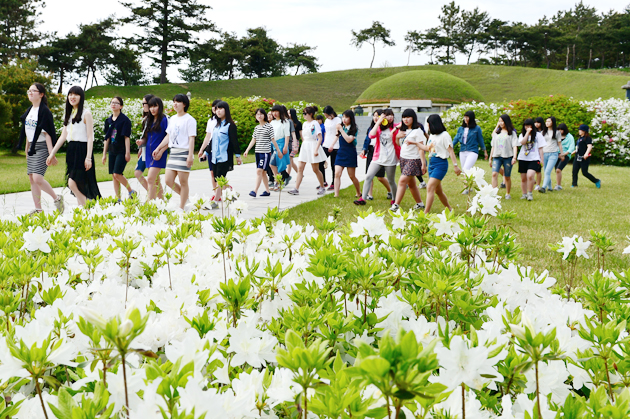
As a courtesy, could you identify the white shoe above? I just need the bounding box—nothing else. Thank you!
[419,182,427,189]
[413,202,425,210]
[534,185,540,191]
[461,189,470,195]
[54,196,64,213]
[317,188,325,196]
[505,194,511,200]
[287,189,300,195]
[527,192,533,201]
[390,203,400,212]
[367,195,374,201]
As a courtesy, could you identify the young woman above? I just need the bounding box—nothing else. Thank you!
[243,108,279,197]
[332,110,361,198]
[322,106,341,191]
[208,101,242,209]
[571,124,601,189]
[452,110,487,194]
[47,86,101,206]
[390,109,427,212]
[539,116,563,193]
[360,109,392,200]
[102,97,136,202]
[354,109,399,206]
[517,119,547,201]
[554,123,575,190]
[420,114,461,213]
[533,117,545,190]
[287,106,326,196]
[145,96,168,201]
[133,94,154,195]
[287,108,301,175]
[198,99,221,198]
[269,105,291,190]
[153,94,196,210]
[266,111,276,186]
[19,82,64,214]
[489,114,518,199]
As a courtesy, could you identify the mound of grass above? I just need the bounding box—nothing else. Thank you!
[356,70,484,104]
[86,65,630,114]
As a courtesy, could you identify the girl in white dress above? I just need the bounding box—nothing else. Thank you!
[287,106,326,196]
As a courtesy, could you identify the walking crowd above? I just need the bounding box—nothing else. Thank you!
[18,83,602,216]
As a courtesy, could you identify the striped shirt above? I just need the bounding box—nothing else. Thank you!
[253,123,275,153]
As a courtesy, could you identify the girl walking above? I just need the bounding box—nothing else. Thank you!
[102,97,136,202]
[133,94,154,196]
[322,106,341,190]
[47,86,101,206]
[287,106,326,195]
[452,110,487,193]
[153,94,196,210]
[539,116,563,193]
[360,109,392,200]
[145,96,168,200]
[517,119,547,201]
[243,108,280,197]
[19,82,64,214]
[489,114,518,199]
[390,109,427,212]
[533,117,545,190]
[269,105,291,190]
[572,124,601,189]
[333,110,361,198]
[554,123,575,190]
[198,99,221,199]
[288,108,301,176]
[422,114,461,213]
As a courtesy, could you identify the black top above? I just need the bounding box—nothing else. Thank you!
[18,104,58,156]
[576,136,592,157]
[295,120,303,139]
[104,112,132,154]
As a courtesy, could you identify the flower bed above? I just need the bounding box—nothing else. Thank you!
[1,171,630,419]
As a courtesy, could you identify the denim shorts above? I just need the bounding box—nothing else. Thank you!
[428,156,448,180]
[492,157,513,177]
[135,156,146,172]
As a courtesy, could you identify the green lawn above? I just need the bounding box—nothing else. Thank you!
[86,65,629,111]
[0,151,255,195]
[285,163,630,279]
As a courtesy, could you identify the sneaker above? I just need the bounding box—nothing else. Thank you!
[287,189,299,195]
[323,182,328,187]
[386,192,393,200]
[554,185,563,191]
[596,180,601,189]
[271,184,280,191]
[500,183,506,189]
[505,194,511,200]
[53,196,64,213]
[268,181,274,187]
[327,184,335,191]
[527,192,533,201]
[419,182,427,189]
[317,188,326,196]
[285,176,292,186]
[367,195,374,201]
[538,187,546,193]
[534,185,540,191]
[461,189,469,195]
[390,203,400,212]
[260,191,271,197]
[316,185,322,190]
[249,191,257,197]
[210,201,219,210]
[116,198,122,204]
[571,185,577,188]
[520,194,528,200]
[413,202,425,210]
[353,198,366,206]
[28,209,43,216]
[129,189,137,198]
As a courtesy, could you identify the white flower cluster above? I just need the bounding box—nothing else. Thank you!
[581,97,630,161]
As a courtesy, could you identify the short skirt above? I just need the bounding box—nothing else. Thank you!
[165,148,191,172]
[400,158,422,176]
[66,141,102,200]
[428,156,448,181]
[27,141,49,176]
[297,140,327,164]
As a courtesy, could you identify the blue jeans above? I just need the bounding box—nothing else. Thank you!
[542,152,559,190]
[492,157,513,177]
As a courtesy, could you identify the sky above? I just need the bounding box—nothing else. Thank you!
[38,0,630,86]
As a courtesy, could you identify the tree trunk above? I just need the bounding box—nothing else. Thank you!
[58,68,64,94]
[84,67,90,90]
[566,46,570,69]
[370,41,375,68]
[407,49,411,66]
[294,63,300,76]
[160,0,169,84]
[92,67,98,86]
[588,48,592,69]
[572,44,576,70]
[601,53,605,69]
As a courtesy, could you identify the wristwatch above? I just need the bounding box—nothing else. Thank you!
[453,163,458,166]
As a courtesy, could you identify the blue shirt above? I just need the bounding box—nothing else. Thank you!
[211,121,231,164]
[453,125,486,153]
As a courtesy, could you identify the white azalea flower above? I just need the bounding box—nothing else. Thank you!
[21,226,52,253]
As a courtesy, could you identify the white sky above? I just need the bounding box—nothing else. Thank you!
[38,0,630,85]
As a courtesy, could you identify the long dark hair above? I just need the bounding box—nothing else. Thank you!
[270,104,286,122]
[368,109,383,133]
[215,101,234,126]
[557,123,569,137]
[521,118,535,137]
[255,107,268,123]
[32,82,48,107]
[462,110,477,129]
[289,108,300,126]
[142,94,155,118]
[496,114,516,134]
[341,110,358,136]
[323,105,337,118]
[64,86,85,126]
[542,116,557,139]
[534,117,544,132]
[147,96,165,133]
[401,108,420,130]
[427,114,447,135]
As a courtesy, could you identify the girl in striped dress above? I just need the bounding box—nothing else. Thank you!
[243,108,280,197]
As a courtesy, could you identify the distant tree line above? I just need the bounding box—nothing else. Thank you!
[0,0,319,91]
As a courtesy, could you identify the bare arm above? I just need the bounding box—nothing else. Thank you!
[85,113,95,170]
[187,136,195,168]
[448,145,462,175]
[198,132,212,158]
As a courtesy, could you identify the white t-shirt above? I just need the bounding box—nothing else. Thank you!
[542,130,562,153]
[302,120,321,142]
[517,132,547,161]
[462,127,469,145]
[166,113,197,149]
[25,107,47,143]
[491,131,518,158]
[206,117,217,134]
[323,116,341,149]
[427,131,453,159]
[270,119,291,141]
[375,128,397,166]
[399,128,425,160]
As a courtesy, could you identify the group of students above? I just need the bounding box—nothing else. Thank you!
[18,82,601,215]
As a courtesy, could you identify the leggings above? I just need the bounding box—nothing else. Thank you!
[459,151,479,171]
[362,162,397,200]
[572,158,598,186]
[319,148,337,184]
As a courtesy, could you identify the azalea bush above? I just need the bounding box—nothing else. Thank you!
[443,96,630,165]
[1,170,630,419]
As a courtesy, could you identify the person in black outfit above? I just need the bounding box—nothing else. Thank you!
[572,124,601,189]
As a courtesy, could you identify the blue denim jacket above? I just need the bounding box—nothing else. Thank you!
[453,125,486,153]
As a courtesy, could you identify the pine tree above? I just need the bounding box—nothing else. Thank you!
[0,0,45,63]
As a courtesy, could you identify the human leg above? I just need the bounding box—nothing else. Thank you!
[361,162,382,200]
[408,176,422,203]
[384,165,397,200]
[334,166,344,197]
[542,153,557,190]
[147,168,161,200]
[424,177,440,213]
[520,173,528,195]
[178,172,190,209]
[135,170,148,191]
[435,181,452,211]
[292,161,308,190]
[347,167,361,196]
[311,163,325,187]
[580,159,599,184]
[460,151,478,172]
[165,170,181,195]
[527,169,536,193]
[29,174,42,209]
[394,175,410,205]
[572,159,580,186]
[68,178,87,207]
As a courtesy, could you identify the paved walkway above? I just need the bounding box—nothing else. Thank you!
[1,159,368,219]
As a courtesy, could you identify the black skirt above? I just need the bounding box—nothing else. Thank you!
[66,141,102,200]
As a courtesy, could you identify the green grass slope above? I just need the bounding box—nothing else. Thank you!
[87,65,629,111]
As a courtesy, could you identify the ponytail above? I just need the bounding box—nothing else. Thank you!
[33,82,48,107]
